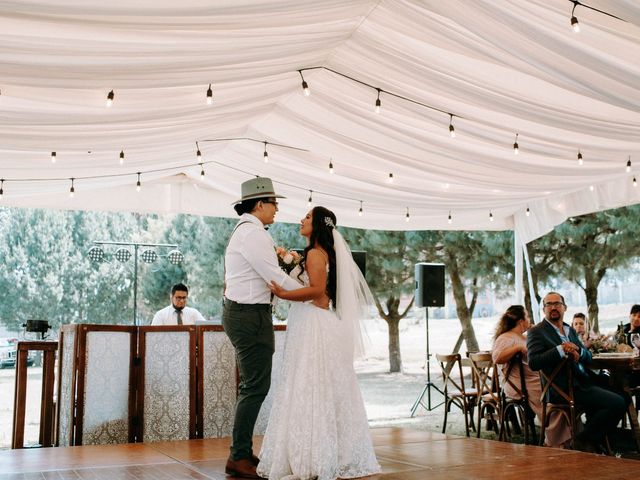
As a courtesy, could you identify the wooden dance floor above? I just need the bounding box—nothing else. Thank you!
[1,427,638,479]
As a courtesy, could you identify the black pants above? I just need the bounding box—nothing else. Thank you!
[574,383,628,444]
[222,299,274,460]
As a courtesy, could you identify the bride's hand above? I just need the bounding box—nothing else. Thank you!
[269,281,286,299]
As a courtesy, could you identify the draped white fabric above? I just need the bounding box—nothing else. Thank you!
[1,0,639,242]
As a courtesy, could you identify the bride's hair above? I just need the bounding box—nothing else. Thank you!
[299,206,337,307]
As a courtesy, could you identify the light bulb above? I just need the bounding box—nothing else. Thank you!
[329,161,334,174]
[626,157,631,173]
[302,80,309,97]
[263,144,269,163]
[577,151,583,165]
[449,124,455,138]
[197,148,202,160]
[136,173,141,192]
[405,211,410,223]
[571,16,580,33]
[589,185,594,192]
[200,165,205,180]
[69,179,75,198]
[119,150,124,165]
[634,177,638,187]
[106,89,114,107]
[388,173,394,183]
[489,212,494,222]
[51,151,56,163]
[447,212,452,224]
[375,89,381,114]
[358,202,363,217]
[206,84,213,105]
[526,207,530,217]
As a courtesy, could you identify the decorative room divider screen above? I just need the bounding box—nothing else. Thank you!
[56,323,286,446]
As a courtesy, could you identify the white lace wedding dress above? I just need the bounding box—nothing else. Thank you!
[257,267,380,480]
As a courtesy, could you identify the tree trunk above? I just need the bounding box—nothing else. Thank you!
[446,252,479,352]
[386,316,402,373]
[583,267,605,334]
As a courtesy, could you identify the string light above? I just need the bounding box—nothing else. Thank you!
[329,160,334,174]
[106,89,114,107]
[50,151,56,163]
[449,114,455,138]
[206,84,213,105]
[0,179,4,199]
[626,156,631,173]
[119,150,125,165]
[307,190,313,207]
[69,178,75,198]
[526,206,531,217]
[136,172,141,192]
[447,211,452,224]
[634,177,638,187]
[513,133,519,155]
[388,173,394,183]
[375,88,381,114]
[570,1,580,32]
[358,201,363,217]
[263,142,269,163]
[405,207,410,223]
[298,70,310,97]
[577,150,583,165]
[200,163,205,180]
[489,211,494,222]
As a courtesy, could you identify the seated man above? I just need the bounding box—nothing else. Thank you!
[527,292,628,452]
[623,304,640,337]
[151,283,206,325]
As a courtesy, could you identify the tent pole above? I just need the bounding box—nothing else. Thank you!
[514,230,523,303]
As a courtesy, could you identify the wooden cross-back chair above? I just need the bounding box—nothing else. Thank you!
[468,352,501,438]
[435,353,477,436]
[539,357,579,448]
[498,352,536,444]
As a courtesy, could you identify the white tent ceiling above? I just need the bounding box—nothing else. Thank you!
[1,0,639,242]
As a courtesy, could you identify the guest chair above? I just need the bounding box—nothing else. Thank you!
[469,352,501,438]
[436,353,477,436]
[498,353,536,444]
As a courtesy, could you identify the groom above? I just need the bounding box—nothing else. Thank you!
[223,177,300,479]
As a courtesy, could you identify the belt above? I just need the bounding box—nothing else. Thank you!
[224,298,271,311]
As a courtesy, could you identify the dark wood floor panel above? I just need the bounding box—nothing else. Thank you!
[1,427,637,479]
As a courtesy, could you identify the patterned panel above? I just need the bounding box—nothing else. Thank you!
[143,331,191,442]
[57,330,75,447]
[254,329,287,435]
[201,332,237,438]
[82,332,131,445]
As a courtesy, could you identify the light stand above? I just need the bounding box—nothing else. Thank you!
[410,306,444,415]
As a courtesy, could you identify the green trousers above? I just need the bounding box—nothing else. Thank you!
[222,299,274,460]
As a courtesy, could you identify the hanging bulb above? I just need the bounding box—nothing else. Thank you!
[263,142,269,163]
[307,190,313,207]
[388,173,394,183]
[489,211,494,222]
[375,89,381,114]
[570,2,580,33]
[197,148,202,160]
[634,177,638,187]
[513,133,519,155]
[526,206,531,217]
[69,178,75,198]
[449,114,455,138]
[405,207,410,223]
[0,179,4,199]
[589,185,594,192]
[577,150,583,165]
[200,164,205,180]
[298,71,310,97]
[119,150,125,165]
[358,201,363,217]
[51,151,57,163]
[626,156,631,173]
[206,84,213,105]
[136,172,141,192]
[329,161,334,174]
[447,211,452,224]
[106,89,114,107]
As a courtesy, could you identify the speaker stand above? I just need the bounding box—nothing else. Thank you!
[410,307,444,416]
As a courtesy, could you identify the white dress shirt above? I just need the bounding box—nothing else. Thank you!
[151,305,206,325]
[225,213,301,304]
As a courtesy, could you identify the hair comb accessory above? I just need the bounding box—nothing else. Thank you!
[324,217,335,228]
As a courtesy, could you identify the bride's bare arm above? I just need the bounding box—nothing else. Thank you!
[270,248,327,302]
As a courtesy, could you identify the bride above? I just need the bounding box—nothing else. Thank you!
[257,206,380,480]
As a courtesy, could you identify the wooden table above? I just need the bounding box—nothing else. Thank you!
[591,353,640,452]
[12,341,58,449]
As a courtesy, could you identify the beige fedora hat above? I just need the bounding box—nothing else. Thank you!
[233,177,285,204]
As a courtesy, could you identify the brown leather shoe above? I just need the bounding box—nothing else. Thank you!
[250,454,260,466]
[225,456,261,479]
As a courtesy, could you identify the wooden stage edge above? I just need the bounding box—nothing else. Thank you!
[1,427,638,480]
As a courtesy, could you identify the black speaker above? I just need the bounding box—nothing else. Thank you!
[415,263,445,308]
